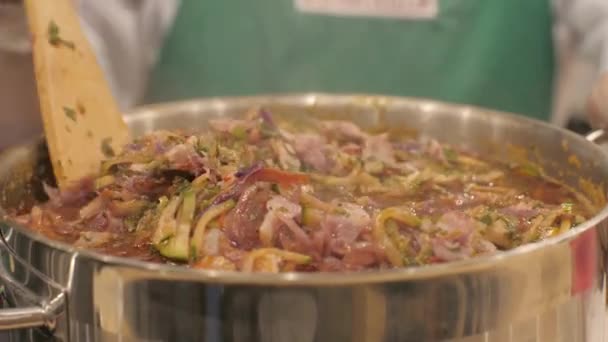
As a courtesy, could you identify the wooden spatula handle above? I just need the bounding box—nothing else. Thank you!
[24,0,130,189]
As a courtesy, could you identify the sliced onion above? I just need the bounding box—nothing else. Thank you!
[202,228,222,256]
[277,214,312,247]
[259,211,277,247]
[79,197,105,220]
[259,196,302,247]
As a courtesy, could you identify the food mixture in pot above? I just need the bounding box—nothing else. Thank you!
[10,109,599,272]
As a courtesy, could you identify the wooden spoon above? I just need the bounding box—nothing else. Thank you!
[24,0,130,190]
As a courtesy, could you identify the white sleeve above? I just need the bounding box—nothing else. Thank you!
[76,0,180,110]
[0,4,30,54]
[554,0,608,72]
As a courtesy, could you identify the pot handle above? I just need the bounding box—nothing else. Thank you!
[0,229,65,331]
[0,293,64,330]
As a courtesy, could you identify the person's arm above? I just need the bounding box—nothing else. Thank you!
[77,0,180,110]
[555,0,608,72]
[0,0,179,149]
[554,0,608,126]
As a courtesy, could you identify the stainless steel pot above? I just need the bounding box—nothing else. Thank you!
[0,94,607,342]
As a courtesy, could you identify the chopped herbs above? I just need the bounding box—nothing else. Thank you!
[124,214,142,233]
[231,126,248,140]
[47,20,75,49]
[173,179,191,194]
[260,122,278,138]
[101,138,115,158]
[443,148,458,162]
[63,107,77,122]
[480,214,493,225]
[270,183,280,194]
[515,163,541,177]
[47,21,60,45]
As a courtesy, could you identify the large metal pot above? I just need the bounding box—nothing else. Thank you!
[0,94,607,342]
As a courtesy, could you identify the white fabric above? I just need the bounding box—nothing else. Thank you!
[77,0,179,110]
[555,0,608,72]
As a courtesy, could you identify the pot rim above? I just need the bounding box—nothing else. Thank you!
[3,93,608,286]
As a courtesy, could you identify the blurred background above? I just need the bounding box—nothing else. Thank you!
[0,0,605,149]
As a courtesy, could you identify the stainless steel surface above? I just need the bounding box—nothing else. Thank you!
[0,94,607,341]
[0,227,65,331]
[0,307,51,330]
[0,227,66,336]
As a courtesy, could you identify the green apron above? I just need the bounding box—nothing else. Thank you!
[145,0,555,120]
[142,2,555,340]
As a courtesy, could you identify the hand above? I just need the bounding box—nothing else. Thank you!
[588,73,608,129]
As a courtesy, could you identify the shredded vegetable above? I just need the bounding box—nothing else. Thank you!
[14,108,599,272]
[190,199,236,260]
